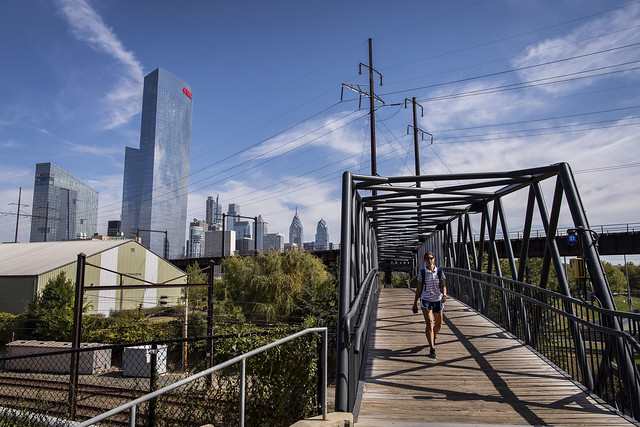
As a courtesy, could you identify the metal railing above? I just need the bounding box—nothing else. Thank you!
[446,267,640,421]
[343,269,379,354]
[76,327,328,427]
[0,329,326,426]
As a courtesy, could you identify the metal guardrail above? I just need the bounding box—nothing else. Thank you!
[483,222,640,241]
[446,267,640,421]
[343,269,378,353]
[75,327,328,427]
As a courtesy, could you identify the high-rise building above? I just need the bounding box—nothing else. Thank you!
[263,233,285,253]
[206,196,214,225]
[314,218,329,251]
[289,208,303,247]
[226,203,240,231]
[256,215,266,252]
[29,162,98,242]
[121,68,193,258]
[205,195,223,226]
[204,229,236,257]
[188,218,207,257]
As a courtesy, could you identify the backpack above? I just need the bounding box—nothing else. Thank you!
[420,267,443,282]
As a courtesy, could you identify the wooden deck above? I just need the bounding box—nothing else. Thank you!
[355,288,637,426]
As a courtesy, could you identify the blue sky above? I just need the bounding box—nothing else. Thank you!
[1,0,639,263]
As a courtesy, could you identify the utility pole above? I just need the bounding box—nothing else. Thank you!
[10,187,28,243]
[405,97,433,182]
[341,38,384,180]
[368,38,377,178]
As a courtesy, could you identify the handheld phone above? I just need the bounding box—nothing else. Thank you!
[412,306,418,314]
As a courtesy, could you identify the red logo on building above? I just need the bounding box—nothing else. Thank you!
[182,88,192,99]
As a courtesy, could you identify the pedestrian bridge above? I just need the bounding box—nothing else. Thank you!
[336,163,640,424]
[354,288,636,425]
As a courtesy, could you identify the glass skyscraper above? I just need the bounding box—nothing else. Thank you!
[121,68,193,258]
[314,218,329,250]
[289,208,303,246]
[29,162,98,242]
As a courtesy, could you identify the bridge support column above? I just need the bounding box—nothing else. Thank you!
[558,162,640,419]
[337,172,352,413]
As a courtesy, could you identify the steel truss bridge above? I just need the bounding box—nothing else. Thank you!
[337,162,640,422]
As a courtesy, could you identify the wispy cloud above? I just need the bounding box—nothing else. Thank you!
[512,4,640,95]
[54,0,144,129]
[61,139,122,157]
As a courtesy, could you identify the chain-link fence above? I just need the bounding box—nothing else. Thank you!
[0,328,326,426]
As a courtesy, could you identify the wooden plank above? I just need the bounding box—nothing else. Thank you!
[355,288,636,426]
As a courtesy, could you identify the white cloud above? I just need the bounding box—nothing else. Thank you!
[245,110,369,161]
[54,0,144,129]
[512,4,640,95]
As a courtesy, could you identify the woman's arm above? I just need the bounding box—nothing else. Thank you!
[440,279,447,301]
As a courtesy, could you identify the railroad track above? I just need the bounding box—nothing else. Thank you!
[0,372,223,425]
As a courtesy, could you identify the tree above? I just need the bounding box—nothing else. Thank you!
[220,250,337,324]
[23,271,75,341]
[185,262,208,310]
[602,261,627,294]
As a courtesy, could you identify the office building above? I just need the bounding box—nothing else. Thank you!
[29,163,98,242]
[226,204,240,232]
[206,195,222,226]
[315,218,329,251]
[236,237,255,255]
[289,208,303,247]
[121,68,193,258]
[256,215,266,252]
[263,233,284,253]
[204,230,236,257]
[188,219,207,257]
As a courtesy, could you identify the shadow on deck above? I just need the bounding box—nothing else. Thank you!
[354,288,638,426]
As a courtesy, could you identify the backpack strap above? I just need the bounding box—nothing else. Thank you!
[437,267,443,280]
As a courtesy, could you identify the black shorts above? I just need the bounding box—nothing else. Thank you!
[421,299,444,313]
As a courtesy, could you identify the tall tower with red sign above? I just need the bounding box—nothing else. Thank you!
[121,68,193,258]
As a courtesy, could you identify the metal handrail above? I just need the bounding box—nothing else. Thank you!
[343,269,378,352]
[445,267,640,421]
[445,269,640,350]
[76,327,328,427]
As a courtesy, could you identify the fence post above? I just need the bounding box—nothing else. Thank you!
[69,252,85,419]
[147,344,158,427]
[207,260,214,386]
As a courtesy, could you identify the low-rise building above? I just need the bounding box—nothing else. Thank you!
[0,239,185,315]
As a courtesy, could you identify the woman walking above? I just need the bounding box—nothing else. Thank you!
[412,252,447,358]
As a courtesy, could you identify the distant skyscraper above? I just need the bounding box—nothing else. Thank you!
[289,208,303,247]
[30,162,98,242]
[205,195,222,226]
[263,233,285,253]
[206,196,214,225]
[314,218,329,250]
[121,68,193,258]
[226,203,240,231]
[256,215,266,252]
[188,218,207,257]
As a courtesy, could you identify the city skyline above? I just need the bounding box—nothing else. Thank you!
[1,1,639,263]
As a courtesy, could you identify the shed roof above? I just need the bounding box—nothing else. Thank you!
[0,240,133,276]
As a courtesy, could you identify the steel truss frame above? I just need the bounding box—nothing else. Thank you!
[336,162,640,419]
